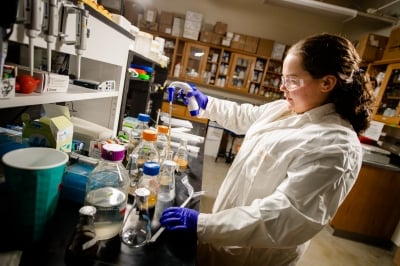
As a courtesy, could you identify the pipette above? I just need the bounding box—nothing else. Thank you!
[27,0,44,76]
[43,0,59,72]
[167,86,175,155]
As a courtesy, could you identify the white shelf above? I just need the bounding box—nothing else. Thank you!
[3,4,133,135]
[0,84,118,109]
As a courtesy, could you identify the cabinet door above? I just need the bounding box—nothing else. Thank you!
[226,53,256,92]
[260,59,283,100]
[203,47,223,86]
[181,43,209,82]
[373,63,400,125]
[214,50,231,88]
[330,164,400,242]
[248,58,266,96]
[163,36,185,78]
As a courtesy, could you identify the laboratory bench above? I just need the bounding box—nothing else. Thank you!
[0,121,207,266]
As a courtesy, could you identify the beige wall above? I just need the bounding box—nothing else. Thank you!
[125,0,395,45]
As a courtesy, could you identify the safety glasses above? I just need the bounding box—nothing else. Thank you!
[280,76,305,91]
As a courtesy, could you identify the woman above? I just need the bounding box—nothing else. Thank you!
[160,33,375,265]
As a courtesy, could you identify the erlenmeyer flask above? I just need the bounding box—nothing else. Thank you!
[120,187,151,247]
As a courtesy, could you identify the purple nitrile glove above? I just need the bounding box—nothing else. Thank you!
[160,207,199,233]
[181,84,208,110]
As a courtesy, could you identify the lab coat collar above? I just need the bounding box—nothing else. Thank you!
[270,103,337,129]
[301,103,336,122]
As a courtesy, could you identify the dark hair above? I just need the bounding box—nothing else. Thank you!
[288,33,375,134]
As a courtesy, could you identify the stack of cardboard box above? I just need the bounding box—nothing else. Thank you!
[138,7,158,31]
[125,7,288,57]
[230,33,260,54]
[383,26,400,61]
[158,11,174,34]
[183,10,203,40]
[199,22,227,46]
[356,33,389,63]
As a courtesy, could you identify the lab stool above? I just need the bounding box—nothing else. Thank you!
[215,130,244,164]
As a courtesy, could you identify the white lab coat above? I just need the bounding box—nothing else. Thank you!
[196,98,362,266]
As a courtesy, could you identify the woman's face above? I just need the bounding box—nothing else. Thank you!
[280,53,332,114]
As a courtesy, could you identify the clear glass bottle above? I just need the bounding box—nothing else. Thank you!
[156,125,169,163]
[65,206,99,265]
[127,129,160,199]
[129,113,150,151]
[120,187,151,247]
[174,139,189,172]
[137,161,160,221]
[84,144,129,241]
[152,159,177,229]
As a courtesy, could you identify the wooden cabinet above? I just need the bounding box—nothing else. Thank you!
[330,163,400,246]
[181,43,209,82]
[364,59,400,127]
[372,63,400,125]
[261,59,283,100]
[248,58,267,96]
[146,31,283,102]
[226,53,256,93]
[203,47,223,86]
[164,36,185,78]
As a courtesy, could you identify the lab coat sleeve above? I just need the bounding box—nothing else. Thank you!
[199,97,289,135]
[197,143,362,248]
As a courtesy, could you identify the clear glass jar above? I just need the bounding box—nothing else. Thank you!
[84,144,129,240]
[152,159,177,229]
[137,161,160,221]
[65,206,99,265]
[174,139,189,172]
[120,187,151,247]
[129,113,150,151]
[156,125,169,163]
[127,129,160,199]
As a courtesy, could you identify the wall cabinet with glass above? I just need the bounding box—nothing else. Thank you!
[260,59,283,100]
[226,53,256,93]
[373,63,400,125]
[248,58,266,96]
[145,31,284,102]
[181,43,209,82]
[163,36,185,78]
[203,47,223,86]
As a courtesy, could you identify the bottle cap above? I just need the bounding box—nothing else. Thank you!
[79,205,96,216]
[137,113,150,122]
[157,125,169,134]
[143,162,160,176]
[101,143,125,161]
[142,129,157,141]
